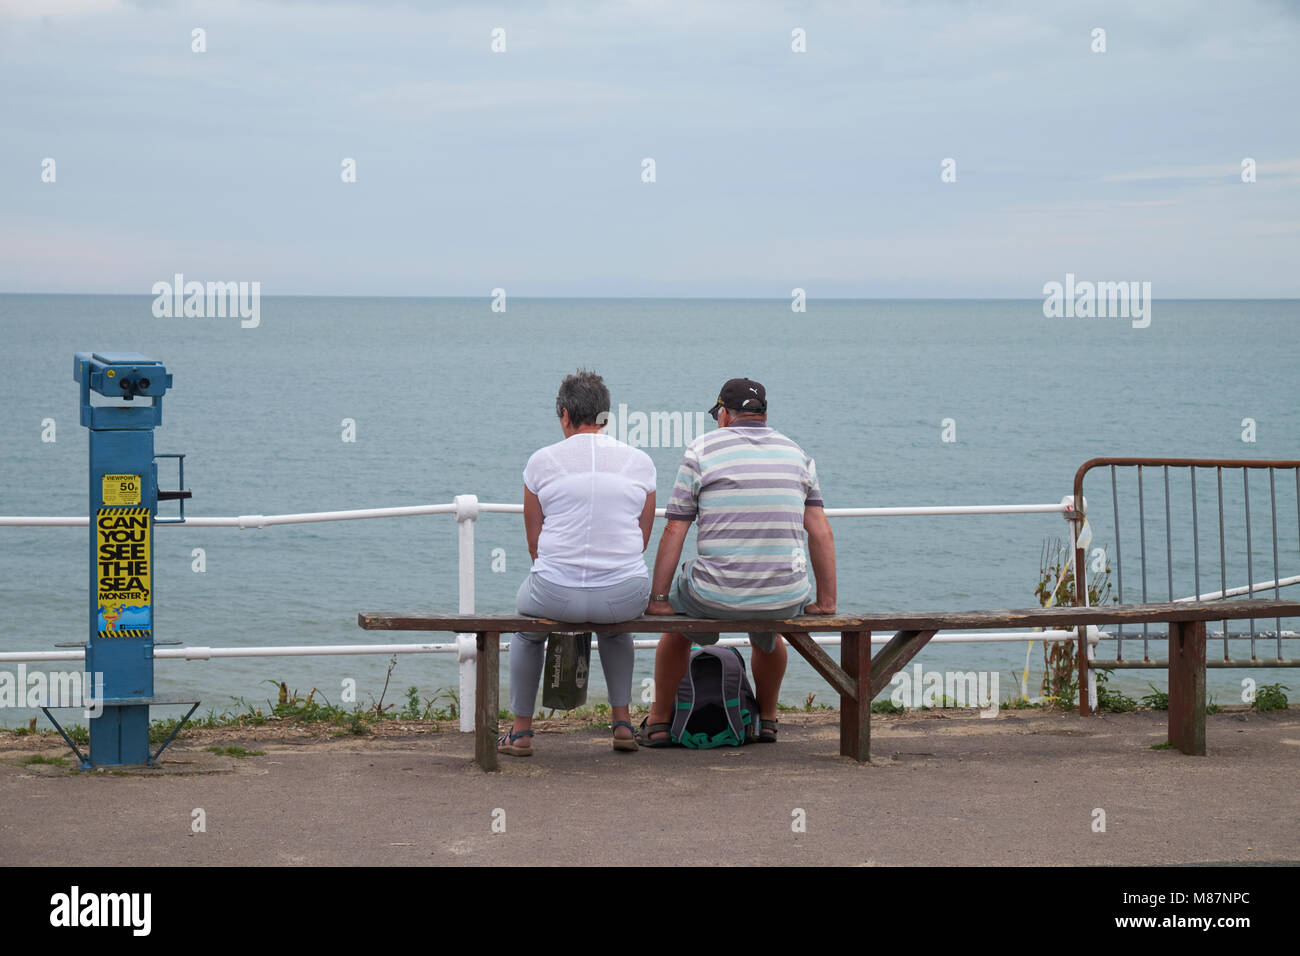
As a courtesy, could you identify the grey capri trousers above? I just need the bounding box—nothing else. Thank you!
[509,571,650,717]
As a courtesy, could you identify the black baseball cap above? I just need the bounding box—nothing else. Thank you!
[708,378,767,418]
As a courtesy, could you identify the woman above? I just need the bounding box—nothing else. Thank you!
[499,370,656,755]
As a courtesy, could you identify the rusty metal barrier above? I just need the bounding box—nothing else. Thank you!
[1071,458,1300,715]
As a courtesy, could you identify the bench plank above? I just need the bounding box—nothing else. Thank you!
[358,598,1300,634]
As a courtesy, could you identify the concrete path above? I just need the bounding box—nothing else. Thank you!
[2,708,1296,866]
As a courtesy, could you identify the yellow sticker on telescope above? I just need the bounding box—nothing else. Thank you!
[102,474,142,506]
[96,507,151,634]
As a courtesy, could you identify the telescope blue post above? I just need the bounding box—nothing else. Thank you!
[74,352,172,767]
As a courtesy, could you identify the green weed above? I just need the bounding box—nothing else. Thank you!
[204,745,264,758]
[1096,670,1138,713]
[1253,682,1289,712]
[1140,684,1169,711]
[1035,536,1115,710]
[22,754,66,766]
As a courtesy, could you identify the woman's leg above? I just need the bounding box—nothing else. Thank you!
[504,574,568,749]
[589,576,649,742]
[595,632,635,708]
[508,630,548,729]
[595,632,635,740]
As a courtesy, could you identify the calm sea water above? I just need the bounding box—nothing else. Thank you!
[1,295,1297,725]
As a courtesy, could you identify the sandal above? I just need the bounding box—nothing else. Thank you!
[611,720,639,752]
[757,718,778,743]
[497,727,534,756]
[636,715,674,748]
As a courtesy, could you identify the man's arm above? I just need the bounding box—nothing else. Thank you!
[803,504,837,614]
[646,518,691,614]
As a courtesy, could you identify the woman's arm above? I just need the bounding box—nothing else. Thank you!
[523,485,543,562]
[637,491,657,551]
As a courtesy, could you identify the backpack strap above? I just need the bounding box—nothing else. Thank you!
[721,647,746,743]
[670,651,700,744]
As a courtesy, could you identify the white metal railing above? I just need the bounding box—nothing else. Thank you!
[0,500,1075,528]
[5,493,1297,725]
[2,494,1082,729]
[0,628,1097,664]
[1176,575,1300,602]
[8,493,1298,719]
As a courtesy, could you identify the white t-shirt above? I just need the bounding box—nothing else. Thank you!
[523,433,656,587]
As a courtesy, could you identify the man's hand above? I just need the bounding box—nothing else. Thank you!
[803,600,836,615]
[646,599,676,616]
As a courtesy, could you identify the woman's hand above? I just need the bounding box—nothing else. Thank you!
[645,599,675,616]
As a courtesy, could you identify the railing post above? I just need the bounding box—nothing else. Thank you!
[1085,625,1099,712]
[1066,494,1094,716]
[454,494,479,733]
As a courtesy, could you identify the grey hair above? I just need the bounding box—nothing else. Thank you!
[555,369,611,426]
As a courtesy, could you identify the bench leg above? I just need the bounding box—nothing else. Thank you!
[1168,620,1206,755]
[840,630,871,762]
[868,629,937,700]
[475,631,500,771]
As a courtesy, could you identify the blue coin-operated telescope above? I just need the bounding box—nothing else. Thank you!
[49,353,198,768]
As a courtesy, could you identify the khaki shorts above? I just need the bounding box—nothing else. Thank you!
[668,560,808,654]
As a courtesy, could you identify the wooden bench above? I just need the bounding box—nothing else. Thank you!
[358,599,1300,771]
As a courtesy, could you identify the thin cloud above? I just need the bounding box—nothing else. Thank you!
[1103,159,1300,184]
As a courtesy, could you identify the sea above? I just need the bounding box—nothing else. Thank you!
[1,294,1297,727]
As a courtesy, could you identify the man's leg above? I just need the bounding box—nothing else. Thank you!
[645,631,693,739]
[750,635,788,720]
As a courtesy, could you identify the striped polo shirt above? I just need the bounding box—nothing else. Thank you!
[664,420,824,611]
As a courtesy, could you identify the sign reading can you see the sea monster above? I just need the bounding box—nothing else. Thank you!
[96,487,151,636]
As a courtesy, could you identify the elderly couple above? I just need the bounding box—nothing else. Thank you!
[499,370,836,755]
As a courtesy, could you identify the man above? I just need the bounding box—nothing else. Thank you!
[641,377,836,745]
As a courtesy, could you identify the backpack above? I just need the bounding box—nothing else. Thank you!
[671,646,761,748]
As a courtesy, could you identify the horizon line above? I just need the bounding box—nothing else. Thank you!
[3,292,1298,302]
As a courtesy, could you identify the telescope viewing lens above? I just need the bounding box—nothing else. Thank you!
[139,377,150,389]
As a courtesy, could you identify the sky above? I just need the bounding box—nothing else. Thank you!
[2,0,1298,297]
